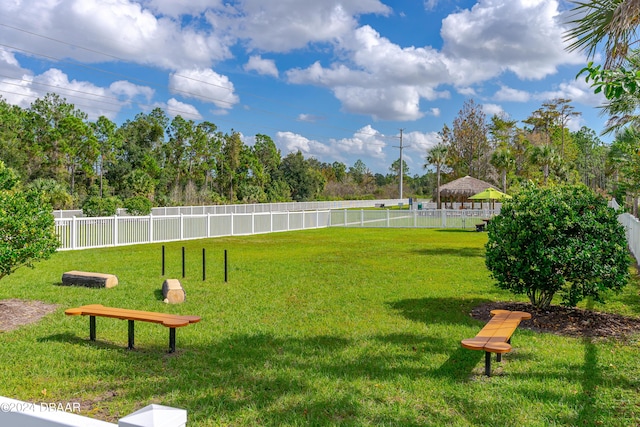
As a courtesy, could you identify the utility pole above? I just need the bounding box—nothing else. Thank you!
[394,129,406,201]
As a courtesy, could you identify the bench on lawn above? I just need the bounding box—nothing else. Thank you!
[65,304,201,353]
[475,223,486,232]
[461,309,531,376]
[375,203,385,208]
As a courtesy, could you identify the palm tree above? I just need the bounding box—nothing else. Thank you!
[565,0,640,69]
[530,145,559,185]
[490,147,514,192]
[424,143,448,209]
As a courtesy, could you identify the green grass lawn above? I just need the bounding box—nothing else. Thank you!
[0,228,639,426]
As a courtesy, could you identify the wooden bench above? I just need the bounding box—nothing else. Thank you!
[461,309,531,376]
[65,304,201,353]
[475,223,486,232]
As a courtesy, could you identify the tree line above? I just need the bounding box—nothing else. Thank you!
[0,92,636,215]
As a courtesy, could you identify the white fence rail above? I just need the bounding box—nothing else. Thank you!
[54,208,500,251]
[55,210,332,250]
[53,199,407,218]
[619,213,640,265]
[330,208,497,229]
[0,396,186,427]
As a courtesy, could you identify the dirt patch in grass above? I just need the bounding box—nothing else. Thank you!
[2,298,640,343]
[0,299,59,332]
[471,301,640,342]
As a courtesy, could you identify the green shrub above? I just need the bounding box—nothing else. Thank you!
[82,196,121,217]
[123,196,152,216]
[485,184,630,308]
[0,189,59,280]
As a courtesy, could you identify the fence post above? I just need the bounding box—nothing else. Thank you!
[441,208,446,228]
[230,212,234,236]
[148,213,153,244]
[361,209,364,226]
[207,213,211,237]
[386,209,390,227]
[414,209,417,227]
[180,214,184,240]
[344,209,347,226]
[72,216,77,250]
[251,212,255,235]
[113,215,118,246]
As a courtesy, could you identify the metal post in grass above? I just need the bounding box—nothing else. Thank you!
[224,249,228,282]
[162,245,165,276]
[182,246,185,278]
[202,248,206,281]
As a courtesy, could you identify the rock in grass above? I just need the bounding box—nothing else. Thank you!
[61,271,118,288]
[162,279,185,304]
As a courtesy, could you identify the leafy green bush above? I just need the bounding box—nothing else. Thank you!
[82,196,121,217]
[485,184,630,308]
[0,189,59,280]
[123,196,152,216]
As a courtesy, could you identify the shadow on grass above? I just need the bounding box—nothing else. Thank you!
[38,332,124,351]
[389,297,491,324]
[412,247,485,258]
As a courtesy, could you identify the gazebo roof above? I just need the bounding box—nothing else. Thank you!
[439,175,495,198]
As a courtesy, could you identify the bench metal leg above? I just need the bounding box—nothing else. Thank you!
[169,328,176,353]
[128,320,135,350]
[496,353,502,363]
[89,316,96,341]
[485,351,491,376]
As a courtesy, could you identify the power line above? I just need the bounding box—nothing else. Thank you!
[0,22,393,142]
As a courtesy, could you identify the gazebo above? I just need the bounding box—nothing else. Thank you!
[438,175,495,209]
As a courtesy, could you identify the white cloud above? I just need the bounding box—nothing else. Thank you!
[276,131,331,156]
[244,55,279,78]
[536,78,605,108]
[207,0,391,53]
[494,86,531,102]
[169,68,239,109]
[424,0,439,11]
[109,81,155,101]
[441,0,584,83]
[482,103,504,117]
[166,98,202,119]
[0,0,231,70]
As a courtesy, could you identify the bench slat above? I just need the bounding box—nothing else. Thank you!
[65,305,201,328]
[461,309,531,376]
[65,304,201,353]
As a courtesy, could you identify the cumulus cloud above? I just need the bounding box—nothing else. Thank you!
[536,78,605,108]
[494,86,531,102]
[441,0,584,83]
[244,56,279,78]
[0,0,231,69]
[207,0,391,53]
[166,98,202,119]
[482,103,504,117]
[274,125,388,166]
[169,68,239,109]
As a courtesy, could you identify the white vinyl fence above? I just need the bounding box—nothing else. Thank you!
[330,208,497,229]
[619,212,640,265]
[0,396,186,427]
[54,208,500,251]
[55,210,332,250]
[54,199,406,218]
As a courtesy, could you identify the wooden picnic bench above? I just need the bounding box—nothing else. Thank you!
[461,309,531,376]
[65,304,201,353]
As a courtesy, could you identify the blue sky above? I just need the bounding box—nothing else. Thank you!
[0,0,607,175]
